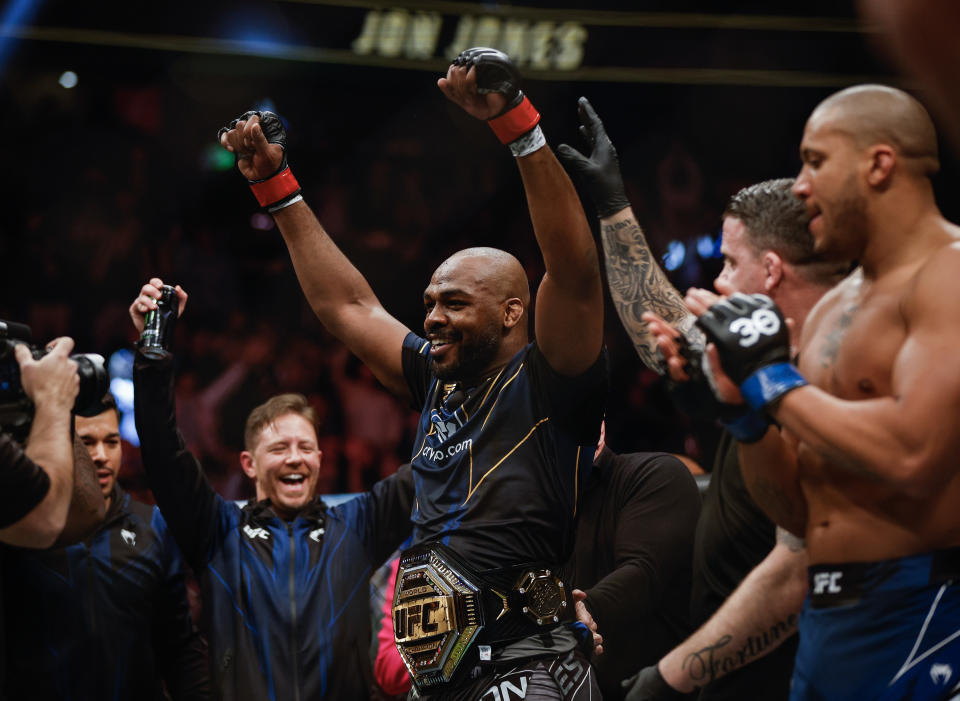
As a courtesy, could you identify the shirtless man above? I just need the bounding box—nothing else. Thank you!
[651,84,960,700]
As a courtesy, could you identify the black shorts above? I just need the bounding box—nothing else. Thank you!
[419,650,600,701]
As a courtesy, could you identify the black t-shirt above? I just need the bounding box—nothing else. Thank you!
[690,431,797,701]
[0,432,50,529]
[569,448,701,701]
[401,333,607,571]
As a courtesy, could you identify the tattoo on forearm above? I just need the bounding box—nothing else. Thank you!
[682,614,798,687]
[600,217,695,371]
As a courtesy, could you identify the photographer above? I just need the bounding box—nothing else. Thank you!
[0,337,86,548]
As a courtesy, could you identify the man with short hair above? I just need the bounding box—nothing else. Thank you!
[651,84,960,699]
[558,100,847,700]
[215,47,606,699]
[131,283,416,700]
[3,392,211,700]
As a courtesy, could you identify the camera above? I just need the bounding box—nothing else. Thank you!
[0,320,109,439]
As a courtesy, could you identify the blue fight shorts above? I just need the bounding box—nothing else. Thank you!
[791,548,960,701]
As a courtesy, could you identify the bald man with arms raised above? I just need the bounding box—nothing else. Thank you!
[218,48,606,699]
[653,84,960,700]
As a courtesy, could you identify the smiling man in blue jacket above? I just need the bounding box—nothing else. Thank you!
[130,280,415,701]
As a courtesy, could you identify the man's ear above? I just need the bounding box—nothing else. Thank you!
[866,144,896,188]
[762,251,784,293]
[503,298,524,329]
[240,451,257,480]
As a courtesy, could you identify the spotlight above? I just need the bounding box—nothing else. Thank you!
[58,70,78,89]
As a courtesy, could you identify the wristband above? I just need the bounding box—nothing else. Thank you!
[740,362,808,411]
[508,125,546,157]
[249,166,302,209]
[488,94,541,144]
[722,406,771,443]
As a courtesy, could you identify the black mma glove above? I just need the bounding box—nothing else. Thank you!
[453,47,544,157]
[663,331,771,443]
[217,110,302,212]
[622,665,688,701]
[695,292,808,411]
[556,97,631,218]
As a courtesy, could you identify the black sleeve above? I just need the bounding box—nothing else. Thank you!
[526,344,608,444]
[0,432,50,528]
[133,352,222,572]
[400,332,433,411]
[585,453,701,628]
[153,513,212,700]
[342,463,415,567]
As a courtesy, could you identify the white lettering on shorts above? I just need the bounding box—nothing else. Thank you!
[812,571,843,595]
[480,675,529,701]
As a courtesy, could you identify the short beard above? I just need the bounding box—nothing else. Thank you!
[819,180,868,261]
[432,327,501,382]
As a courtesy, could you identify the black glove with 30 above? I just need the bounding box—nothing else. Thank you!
[556,97,631,218]
[695,293,808,411]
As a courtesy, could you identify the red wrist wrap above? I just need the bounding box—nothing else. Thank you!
[249,167,300,208]
[487,96,541,145]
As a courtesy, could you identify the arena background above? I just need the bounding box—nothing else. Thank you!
[1,0,957,500]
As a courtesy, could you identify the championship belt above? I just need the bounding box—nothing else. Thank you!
[393,544,571,692]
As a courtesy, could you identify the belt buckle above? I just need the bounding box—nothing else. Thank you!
[516,569,568,625]
[393,547,485,691]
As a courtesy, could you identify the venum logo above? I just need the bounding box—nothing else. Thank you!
[930,663,953,685]
[812,571,843,595]
[243,525,270,541]
[120,528,136,547]
[309,528,324,543]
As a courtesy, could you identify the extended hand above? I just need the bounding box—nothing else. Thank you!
[129,277,188,334]
[556,97,630,218]
[218,112,285,182]
[622,665,686,701]
[438,64,507,120]
[15,337,79,410]
[572,588,604,656]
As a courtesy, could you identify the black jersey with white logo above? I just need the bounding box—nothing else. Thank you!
[401,333,607,572]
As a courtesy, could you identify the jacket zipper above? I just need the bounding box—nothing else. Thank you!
[288,523,301,701]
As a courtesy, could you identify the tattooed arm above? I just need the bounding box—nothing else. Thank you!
[600,207,699,370]
[651,528,807,693]
[556,99,698,372]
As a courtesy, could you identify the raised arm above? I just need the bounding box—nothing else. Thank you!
[557,98,696,372]
[438,50,603,376]
[624,529,807,699]
[131,280,226,569]
[218,112,411,398]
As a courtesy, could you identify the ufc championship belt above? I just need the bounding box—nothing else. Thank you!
[393,543,572,692]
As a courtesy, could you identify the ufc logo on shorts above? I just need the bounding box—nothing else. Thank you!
[812,571,843,595]
[729,308,781,347]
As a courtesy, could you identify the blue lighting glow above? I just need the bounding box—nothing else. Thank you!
[0,0,43,73]
[663,240,687,271]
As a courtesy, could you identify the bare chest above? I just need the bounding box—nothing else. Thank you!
[800,282,906,400]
